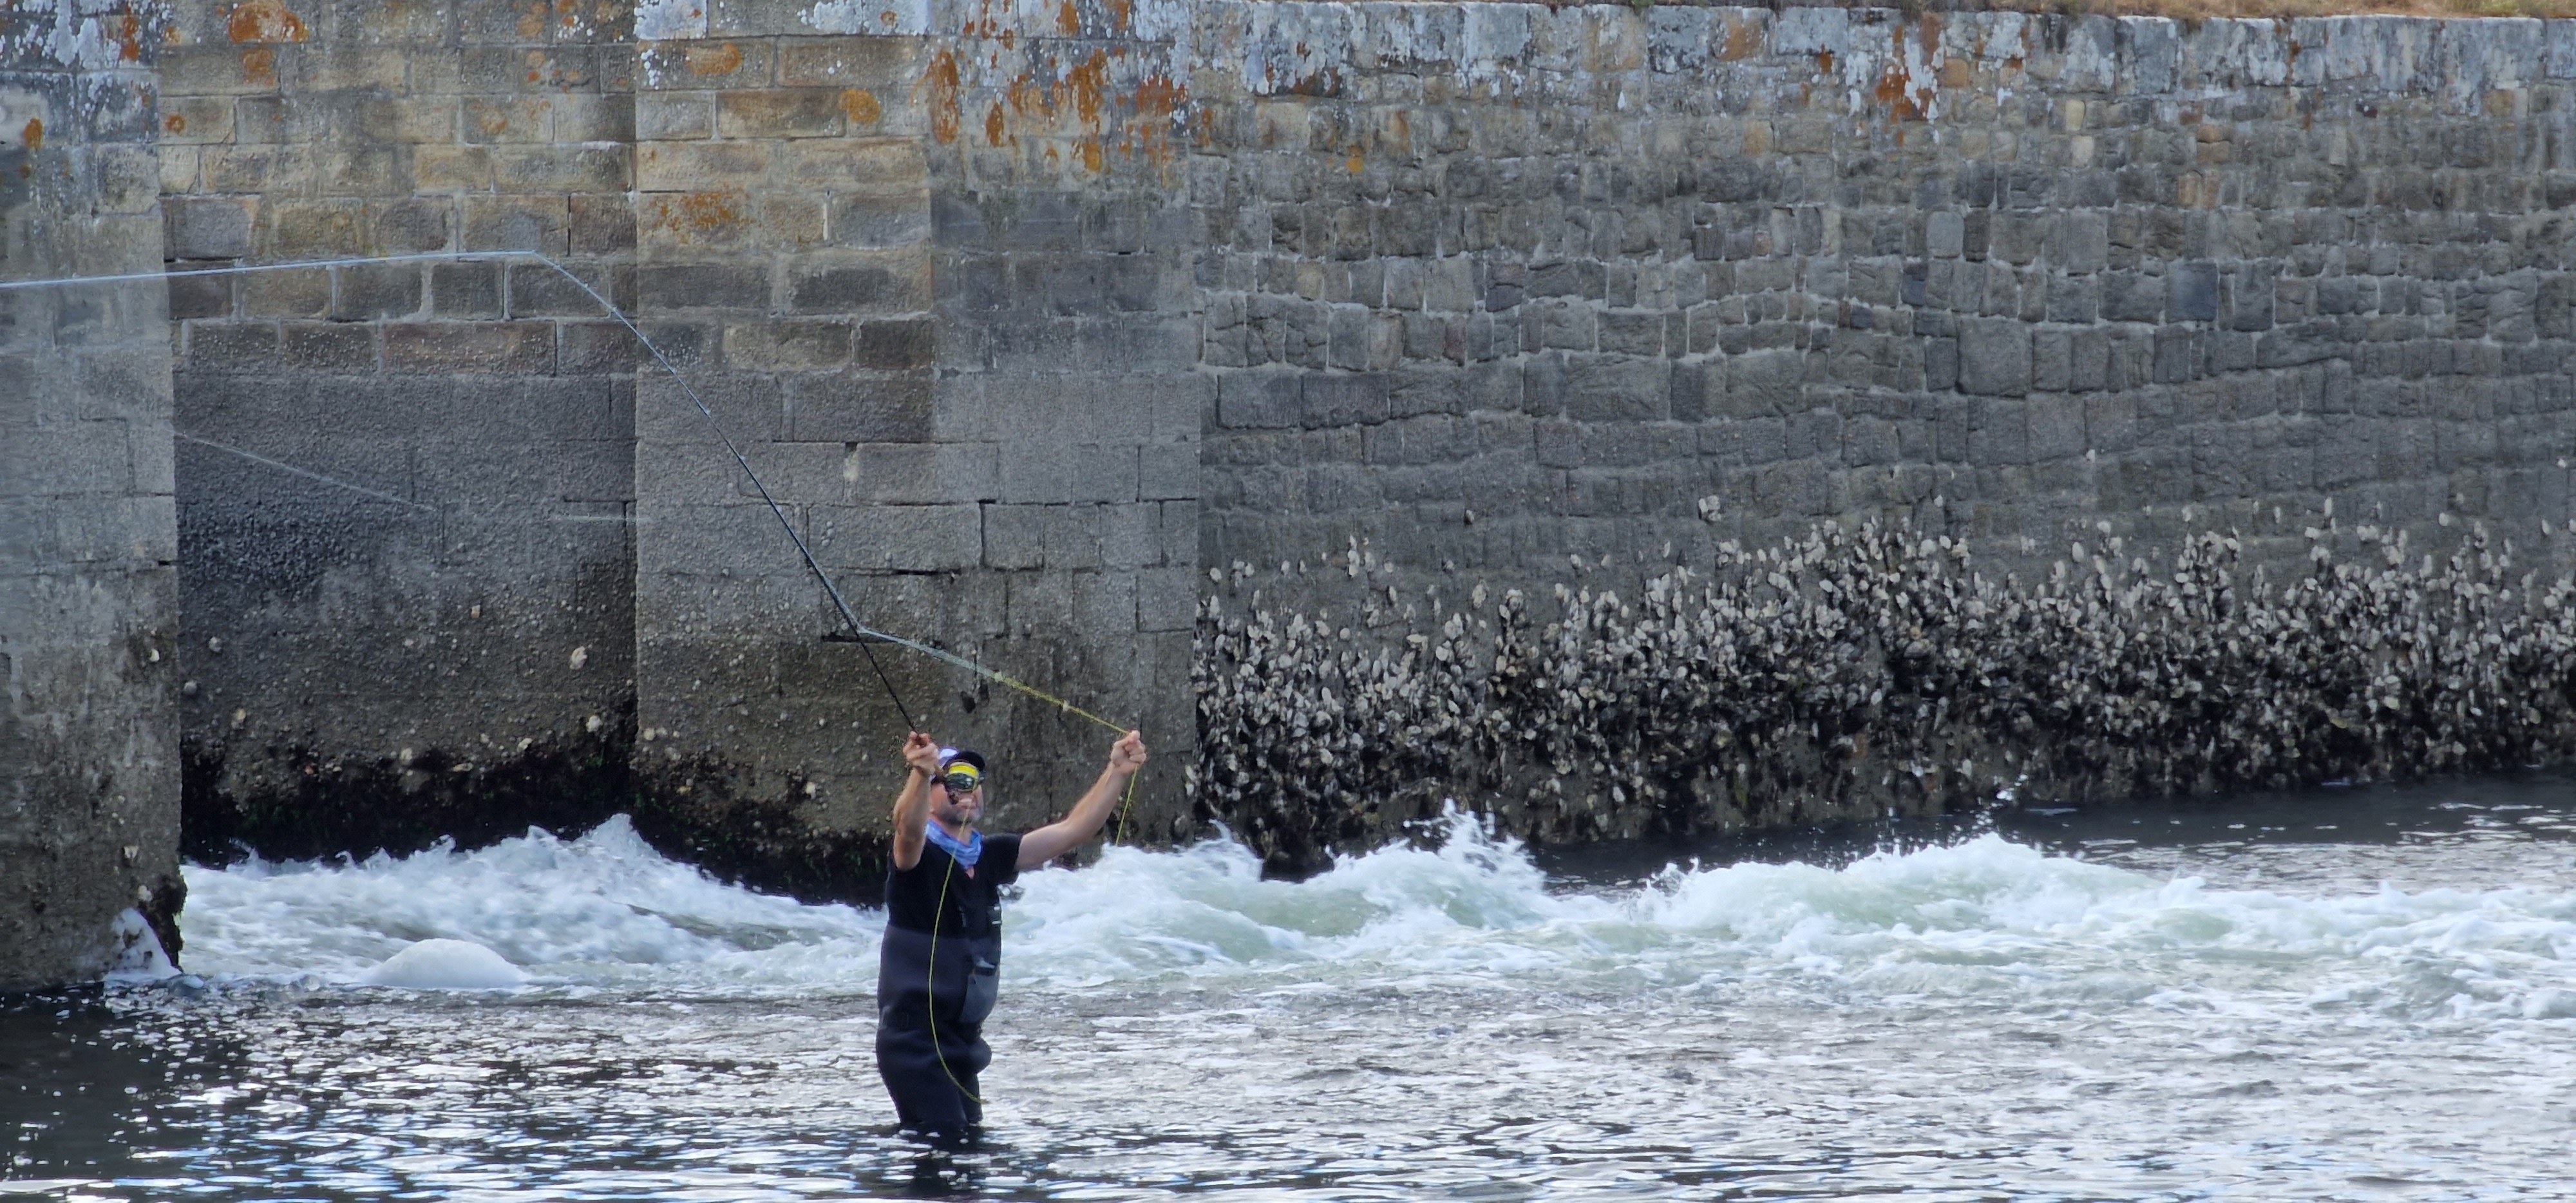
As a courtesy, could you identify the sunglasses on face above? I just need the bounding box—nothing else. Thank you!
[938,772,981,795]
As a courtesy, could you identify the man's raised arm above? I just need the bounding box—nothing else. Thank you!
[1016,730,1148,869]
[890,732,942,871]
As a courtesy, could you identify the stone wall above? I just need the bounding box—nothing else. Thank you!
[162,0,643,863]
[1,1,183,989]
[1188,6,2576,867]
[625,0,1202,880]
[158,0,1204,897]
[75,1,2576,904]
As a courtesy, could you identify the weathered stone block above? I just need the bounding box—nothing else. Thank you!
[334,262,425,321]
[373,198,455,254]
[639,263,770,310]
[638,91,715,141]
[280,321,381,372]
[181,321,282,372]
[2168,261,2219,323]
[1217,372,1300,429]
[570,195,638,254]
[243,267,334,319]
[1958,319,2033,397]
[812,504,981,572]
[725,319,851,370]
[1564,355,1669,422]
[433,263,506,319]
[463,194,569,254]
[1304,373,1392,428]
[717,90,847,139]
[786,374,933,442]
[383,321,557,374]
[511,262,634,318]
[983,503,1048,570]
[166,198,253,260]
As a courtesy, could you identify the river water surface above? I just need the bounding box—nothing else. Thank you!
[6,777,2575,1200]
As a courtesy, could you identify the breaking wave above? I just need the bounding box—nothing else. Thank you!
[175,812,2576,1020]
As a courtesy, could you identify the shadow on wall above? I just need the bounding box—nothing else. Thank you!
[1197,518,2576,873]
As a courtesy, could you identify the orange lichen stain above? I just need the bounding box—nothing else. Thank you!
[1718,15,1759,61]
[1873,18,1938,122]
[1104,0,1131,31]
[840,89,883,126]
[1007,71,1045,118]
[1065,49,1109,126]
[164,113,187,134]
[21,118,41,153]
[225,0,310,43]
[986,102,1007,146]
[652,191,744,240]
[2003,55,2023,73]
[684,42,741,76]
[1346,147,1363,173]
[918,50,962,144]
[1078,138,1103,172]
[1128,72,1188,166]
[241,46,276,85]
[1057,1,1080,35]
[688,192,739,225]
[1814,51,1833,75]
[108,12,144,61]
[517,1,545,39]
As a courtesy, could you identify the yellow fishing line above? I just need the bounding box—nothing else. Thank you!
[925,858,982,1110]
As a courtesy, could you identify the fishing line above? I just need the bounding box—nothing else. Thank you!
[8,253,1151,797]
[927,858,983,1112]
[174,430,436,512]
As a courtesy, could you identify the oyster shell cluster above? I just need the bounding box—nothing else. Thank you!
[1194,518,2576,871]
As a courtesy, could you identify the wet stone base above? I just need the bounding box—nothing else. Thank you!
[180,716,891,907]
[1195,520,2576,875]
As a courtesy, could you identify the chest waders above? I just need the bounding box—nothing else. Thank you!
[875,856,1001,1140]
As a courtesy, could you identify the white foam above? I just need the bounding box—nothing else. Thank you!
[175,811,2576,1021]
[363,938,527,990]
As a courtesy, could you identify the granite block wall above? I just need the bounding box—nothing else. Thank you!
[58,1,2576,905]
[1196,5,2576,604]
[1187,5,2576,866]
[1,1,184,989]
[162,0,643,862]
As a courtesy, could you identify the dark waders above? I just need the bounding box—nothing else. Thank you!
[875,923,999,1139]
[876,836,1018,1144]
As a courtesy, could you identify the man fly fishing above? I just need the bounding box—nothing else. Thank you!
[875,726,1148,1142]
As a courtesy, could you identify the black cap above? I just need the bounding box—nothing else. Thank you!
[938,747,986,774]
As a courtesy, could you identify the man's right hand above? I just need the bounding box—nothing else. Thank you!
[902,731,941,778]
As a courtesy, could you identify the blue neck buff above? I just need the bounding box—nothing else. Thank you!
[923,820,981,870]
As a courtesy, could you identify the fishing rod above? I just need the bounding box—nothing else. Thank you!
[6,250,1144,837]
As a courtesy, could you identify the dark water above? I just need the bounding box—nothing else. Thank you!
[6,775,2575,1200]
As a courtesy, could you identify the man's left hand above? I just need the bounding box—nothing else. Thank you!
[1108,730,1147,775]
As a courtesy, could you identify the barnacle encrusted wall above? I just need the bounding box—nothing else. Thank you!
[1197,520,2576,870]
[1191,6,2576,867]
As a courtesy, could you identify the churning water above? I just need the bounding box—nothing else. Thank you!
[8,779,2576,1201]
